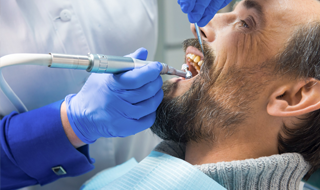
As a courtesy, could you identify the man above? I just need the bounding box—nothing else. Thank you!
[150,0,320,189]
[80,0,320,189]
[0,0,232,189]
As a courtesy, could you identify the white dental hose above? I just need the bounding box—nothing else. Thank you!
[0,53,191,113]
[0,54,51,113]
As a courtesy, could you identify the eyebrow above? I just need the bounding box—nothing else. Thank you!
[243,0,264,17]
[242,0,265,25]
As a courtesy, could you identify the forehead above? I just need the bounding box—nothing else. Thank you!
[238,0,320,24]
[231,0,320,68]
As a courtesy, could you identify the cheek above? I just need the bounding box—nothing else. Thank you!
[234,33,260,67]
[222,31,266,69]
[212,30,244,72]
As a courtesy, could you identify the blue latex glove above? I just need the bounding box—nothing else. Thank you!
[178,0,232,27]
[65,48,164,144]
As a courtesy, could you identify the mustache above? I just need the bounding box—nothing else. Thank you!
[183,38,202,53]
[182,38,213,60]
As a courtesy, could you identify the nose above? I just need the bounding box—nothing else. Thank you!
[191,22,215,42]
[190,13,235,43]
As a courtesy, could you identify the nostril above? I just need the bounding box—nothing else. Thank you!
[201,30,207,39]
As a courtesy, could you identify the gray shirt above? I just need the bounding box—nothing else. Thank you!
[155,141,310,190]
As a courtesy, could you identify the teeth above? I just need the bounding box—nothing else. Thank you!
[186,53,203,63]
[198,60,204,67]
[194,56,201,63]
[185,53,204,73]
[187,54,196,60]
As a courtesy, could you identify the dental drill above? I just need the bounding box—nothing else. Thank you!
[49,53,192,78]
[0,53,192,113]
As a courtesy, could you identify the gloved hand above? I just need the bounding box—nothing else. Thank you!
[178,0,232,27]
[65,48,164,144]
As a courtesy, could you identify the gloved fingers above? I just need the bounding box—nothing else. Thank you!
[110,62,163,90]
[196,0,225,27]
[188,0,211,23]
[115,112,157,137]
[117,75,163,104]
[79,73,111,95]
[178,0,197,13]
[197,6,218,27]
[122,88,163,119]
[125,47,148,61]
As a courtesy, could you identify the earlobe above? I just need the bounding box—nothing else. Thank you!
[267,79,320,117]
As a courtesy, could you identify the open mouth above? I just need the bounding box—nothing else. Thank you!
[185,46,204,78]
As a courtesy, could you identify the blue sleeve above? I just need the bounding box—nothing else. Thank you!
[0,100,95,190]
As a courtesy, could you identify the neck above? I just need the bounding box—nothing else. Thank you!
[185,128,279,165]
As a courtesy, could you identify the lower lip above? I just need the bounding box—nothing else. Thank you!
[167,77,187,85]
[168,76,195,86]
[170,77,183,83]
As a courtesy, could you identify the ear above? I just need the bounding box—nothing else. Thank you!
[267,78,320,117]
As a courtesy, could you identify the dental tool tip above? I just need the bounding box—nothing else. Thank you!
[182,63,189,71]
[186,71,193,79]
[181,64,193,79]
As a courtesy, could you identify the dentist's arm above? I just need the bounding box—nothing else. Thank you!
[62,47,163,145]
[60,101,85,148]
[0,101,94,190]
[0,48,163,190]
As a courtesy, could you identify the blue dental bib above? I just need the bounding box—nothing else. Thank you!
[81,151,226,190]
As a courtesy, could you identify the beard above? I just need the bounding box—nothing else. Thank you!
[151,39,269,143]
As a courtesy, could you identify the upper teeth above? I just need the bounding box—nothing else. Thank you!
[198,60,204,67]
[186,53,204,72]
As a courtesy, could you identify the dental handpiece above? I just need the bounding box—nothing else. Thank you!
[49,53,191,78]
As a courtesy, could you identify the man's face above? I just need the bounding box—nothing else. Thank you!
[151,0,320,142]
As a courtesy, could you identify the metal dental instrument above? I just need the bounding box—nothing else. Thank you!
[182,64,192,79]
[0,53,189,113]
[195,23,205,56]
[49,53,187,78]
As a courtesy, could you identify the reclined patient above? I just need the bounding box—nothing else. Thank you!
[83,0,320,189]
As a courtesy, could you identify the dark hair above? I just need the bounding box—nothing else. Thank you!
[275,22,320,179]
